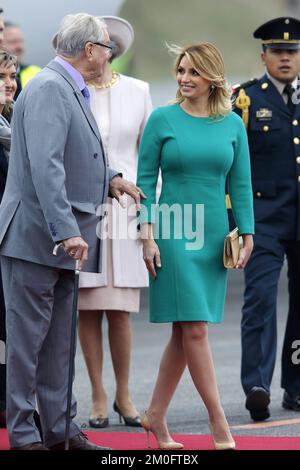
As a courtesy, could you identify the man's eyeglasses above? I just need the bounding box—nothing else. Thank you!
[90,42,113,53]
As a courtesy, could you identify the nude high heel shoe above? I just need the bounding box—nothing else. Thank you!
[209,423,236,450]
[140,411,184,450]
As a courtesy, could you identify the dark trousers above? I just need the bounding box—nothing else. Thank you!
[241,233,300,397]
[1,256,79,447]
[0,263,44,436]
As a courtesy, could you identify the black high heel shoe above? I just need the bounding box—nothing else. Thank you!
[88,416,109,428]
[113,400,142,427]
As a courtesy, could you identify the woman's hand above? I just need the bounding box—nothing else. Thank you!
[235,234,254,269]
[143,239,161,279]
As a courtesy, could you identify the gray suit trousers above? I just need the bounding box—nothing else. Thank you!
[1,256,81,447]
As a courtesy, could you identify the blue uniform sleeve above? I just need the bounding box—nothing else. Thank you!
[136,108,162,225]
[227,115,255,234]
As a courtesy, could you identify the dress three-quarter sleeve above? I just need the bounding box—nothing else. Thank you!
[136,108,163,225]
[227,116,255,235]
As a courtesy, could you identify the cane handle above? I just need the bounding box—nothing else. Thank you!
[53,242,64,256]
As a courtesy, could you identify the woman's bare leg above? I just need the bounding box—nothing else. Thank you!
[181,322,233,443]
[146,322,187,442]
[78,310,107,418]
[106,310,139,417]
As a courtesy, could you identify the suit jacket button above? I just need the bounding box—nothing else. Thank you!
[94,153,98,159]
[296,156,300,164]
[256,192,262,197]
[294,137,300,145]
[298,176,300,183]
[293,119,298,126]
[263,125,269,132]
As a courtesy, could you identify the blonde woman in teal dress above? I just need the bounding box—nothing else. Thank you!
[137,43,255,450]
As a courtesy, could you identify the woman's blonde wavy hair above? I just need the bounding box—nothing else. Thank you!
[0,51,18,122]
[168,42,232,118]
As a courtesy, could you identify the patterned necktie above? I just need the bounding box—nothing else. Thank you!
[81,86,90,108]
[284,84,296,114]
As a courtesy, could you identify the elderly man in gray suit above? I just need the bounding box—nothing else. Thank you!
[0,13,144,450]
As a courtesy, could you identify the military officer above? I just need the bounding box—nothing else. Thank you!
[232,17,300,421]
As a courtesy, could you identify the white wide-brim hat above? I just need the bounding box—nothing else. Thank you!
[51,15,134,59]
[101,16,134,59]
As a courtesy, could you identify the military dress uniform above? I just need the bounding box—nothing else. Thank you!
[232,17,300,421]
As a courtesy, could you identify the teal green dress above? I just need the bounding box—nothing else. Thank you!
[137,103,254,323]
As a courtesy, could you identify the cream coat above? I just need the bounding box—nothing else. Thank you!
[79,74,152,288]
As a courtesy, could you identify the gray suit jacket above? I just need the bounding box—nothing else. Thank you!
[0,60,119,271]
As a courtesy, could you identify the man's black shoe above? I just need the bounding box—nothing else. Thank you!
[11,442,49,450]
[282,391,300,411]
[248,407,270,421]
[245,386,270,421]
[49,432,112,450]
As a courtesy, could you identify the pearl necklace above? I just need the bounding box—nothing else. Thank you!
[87,71,119,90]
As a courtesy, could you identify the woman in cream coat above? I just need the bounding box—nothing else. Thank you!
[78,16,152,428]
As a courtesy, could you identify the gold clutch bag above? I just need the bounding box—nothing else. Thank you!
[223,227,240,269]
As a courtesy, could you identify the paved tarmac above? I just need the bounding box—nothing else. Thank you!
[73,264,300,439]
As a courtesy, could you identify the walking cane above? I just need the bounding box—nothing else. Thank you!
[53,242,80,450]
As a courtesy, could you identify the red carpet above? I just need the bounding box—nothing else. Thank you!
[0,429,300,450]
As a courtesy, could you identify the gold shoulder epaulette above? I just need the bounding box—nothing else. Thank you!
[235,88,251,130]
[232,78,258,95]
[232,78,258,130]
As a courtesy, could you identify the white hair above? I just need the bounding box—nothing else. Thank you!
[55,13,108,57]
